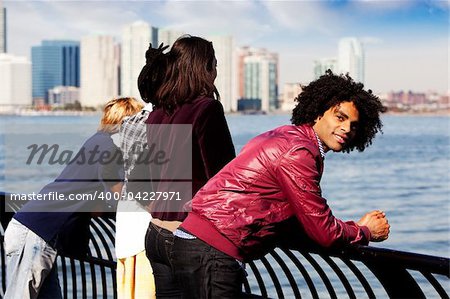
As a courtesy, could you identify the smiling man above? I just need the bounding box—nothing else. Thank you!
[170,70,390,298]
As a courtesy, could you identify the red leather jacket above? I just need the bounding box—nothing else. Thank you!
[181,124,370,261]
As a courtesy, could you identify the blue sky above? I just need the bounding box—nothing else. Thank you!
[4,0,449,93]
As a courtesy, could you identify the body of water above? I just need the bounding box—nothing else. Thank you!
[0,114,449,258]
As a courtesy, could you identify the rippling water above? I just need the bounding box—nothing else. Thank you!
[0,114,449,258]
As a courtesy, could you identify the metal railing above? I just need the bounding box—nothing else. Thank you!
[1,194,449,298]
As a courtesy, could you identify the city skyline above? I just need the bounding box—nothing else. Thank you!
[3,1,449,94]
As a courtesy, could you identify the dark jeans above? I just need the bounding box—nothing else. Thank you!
[170,235,249,299]
[145,222,182,299]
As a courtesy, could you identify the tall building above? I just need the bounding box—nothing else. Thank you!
[280,83,302,112]
[0,54,31,112]
[31,40,80,102]
[238,47,278,112]
[0,0,6,53]
[80,35,119,107]
[158,28,185,47]
[121,21,158,100]
[338,37,364,83]
[209,35,237,112]
[313,57,338,79]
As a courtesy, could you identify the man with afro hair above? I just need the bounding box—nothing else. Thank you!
[170,70,391,298]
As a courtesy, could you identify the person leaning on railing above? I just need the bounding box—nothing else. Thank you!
[3,97,143,299]
[170,70,391,298]
[142,35,236,298]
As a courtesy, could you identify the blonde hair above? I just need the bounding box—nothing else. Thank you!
[98,97,144,133]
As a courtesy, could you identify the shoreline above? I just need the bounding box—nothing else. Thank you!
[1,109,449,117]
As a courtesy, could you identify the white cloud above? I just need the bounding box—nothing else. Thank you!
[4,0,447,92]
[262,1,349,35]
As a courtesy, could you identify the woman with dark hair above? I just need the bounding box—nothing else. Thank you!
[143,35,235,298]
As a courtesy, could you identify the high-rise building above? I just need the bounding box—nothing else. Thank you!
[338,37,364,83]
[121,21,158,100]
[31,40,80,102]
[158,28,185,47]
[80,35,119,107]
[238,47,278,112]
[0,54,31,111]
[209,35,237,112]
[280,83,302,112]
[0,0,6,53]
[313,57,338,79]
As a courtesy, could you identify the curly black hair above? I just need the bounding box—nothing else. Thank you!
[291,70,386,153]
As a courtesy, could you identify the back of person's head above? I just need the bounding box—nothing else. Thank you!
[155,34,219,113]
[291,70,386,152]
[99,97,144,133]
[138,43,168,104]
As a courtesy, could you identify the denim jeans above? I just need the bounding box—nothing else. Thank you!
[170,235,249,299]
[4,219,62,299]
[145,222,182,298]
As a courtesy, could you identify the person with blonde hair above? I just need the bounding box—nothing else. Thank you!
[4,97,142,299]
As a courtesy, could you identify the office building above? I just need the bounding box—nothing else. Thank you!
[238,47,278,112]
[48,86,79,106]
[280,83,303,112]
[80,35,119,107]
[0,54,31,111]
[209,35,237,112]
[121,21,158,100]
[338,37,364,83]
[0,0,6,53]
[158,28,184,47]
[313,57,338,79]
[32,40,80,102]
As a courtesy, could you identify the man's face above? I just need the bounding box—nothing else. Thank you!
[313,101,359,152]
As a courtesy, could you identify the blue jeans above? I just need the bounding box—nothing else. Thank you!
[170,235,248,299]
[4,219,62,299]
[145,222,182,298]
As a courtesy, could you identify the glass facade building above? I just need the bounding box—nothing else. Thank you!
[32,40,80,101]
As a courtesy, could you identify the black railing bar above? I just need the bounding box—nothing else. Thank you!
[1,241,6,294]
[301,252,337,299]
[90,222,114,260]
[421,271,450,299]
[111,267,118,299]
[270,250,302,298]
[92,218,115,249]
[99,261,108,299]
[89,262,98,299]
[59,256,68,299]
[341,258,376,299]
[362,260,425,298]
[70,256,116,268]
[260,255,285,299]
[319,254,356,299]
[80,260,87,299]
[70,258,77,299]
[243,275,251,294]
[281,248,319,299]
[247,260,269,298]
[315,246,450,276]
[87,227,106,260]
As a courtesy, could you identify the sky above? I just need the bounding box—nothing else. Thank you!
[3,0,449,94]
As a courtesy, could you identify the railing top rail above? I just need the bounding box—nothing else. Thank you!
[300,245,450,277]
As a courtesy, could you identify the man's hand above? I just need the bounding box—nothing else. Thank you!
[357,210,390,242]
